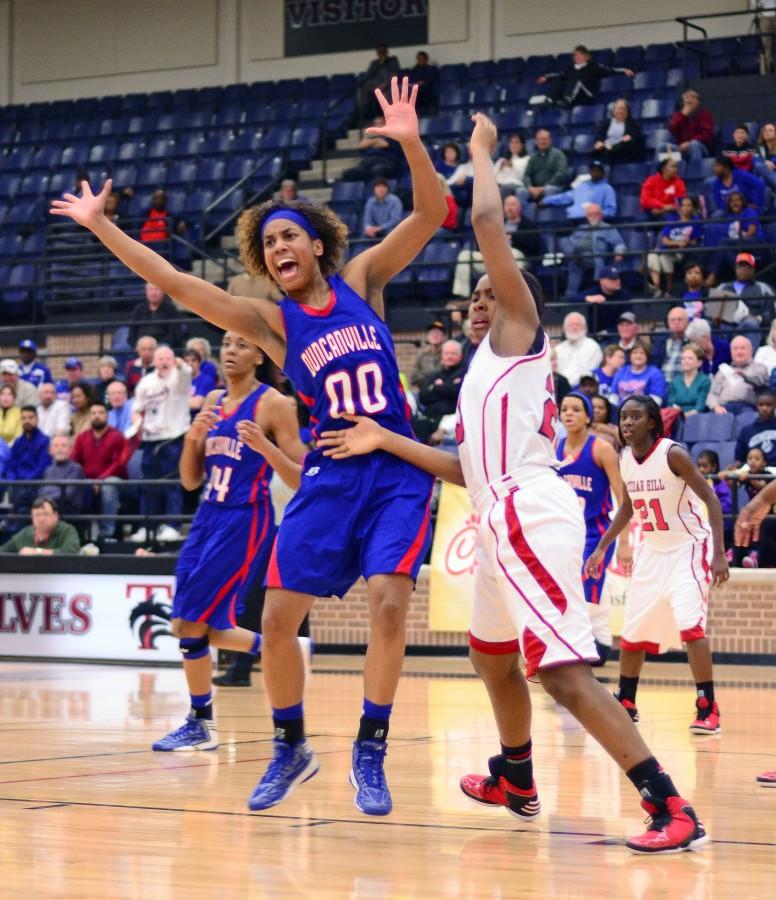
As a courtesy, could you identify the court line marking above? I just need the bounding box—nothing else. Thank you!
[0,795,773,849]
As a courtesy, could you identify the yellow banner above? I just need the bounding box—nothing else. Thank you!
[429,483,478,632]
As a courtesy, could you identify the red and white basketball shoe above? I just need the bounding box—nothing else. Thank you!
[460,755,541,820]
[756,770,776,787]
[689,697,720,734]
[626,796,709,854]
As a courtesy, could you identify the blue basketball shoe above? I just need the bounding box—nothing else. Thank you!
[152,713,219,751]
[248,739,319,811]
[349,740,392,816]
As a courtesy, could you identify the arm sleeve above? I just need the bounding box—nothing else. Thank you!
[668,111,685,140]
[547,152,568,187]
[640,178,661,210]
[696,109,714,146]
[715,480,733,513]
[522,158,535,189]
[0,532,21,552]
[54,524,81,555]
[97,433,128,479]
[706,373,722,409]
[363,198,377,230]
[541,190,572,207]
[601,185,617,218]
[694,374,711,412]
[385,196,403,230]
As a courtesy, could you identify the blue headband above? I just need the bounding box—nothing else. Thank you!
[261,209,321,241]
[566,391,593,422]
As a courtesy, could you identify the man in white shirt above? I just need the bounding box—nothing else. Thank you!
[130,346,191,543]
[36,382,71,437]
[554,312,603,387]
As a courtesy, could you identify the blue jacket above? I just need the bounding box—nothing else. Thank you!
[6,428,51,481]
[543,179,618,219]
[611,364,666,404]
[0,440,8,480]
[709,169,766,213]
[19,361,53,389]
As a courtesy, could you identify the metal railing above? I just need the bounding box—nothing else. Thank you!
[676,10,765,82]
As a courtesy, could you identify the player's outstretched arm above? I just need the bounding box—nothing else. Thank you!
[469,113,540,356]
[318,415,466,486]
[585,486,634,578]
[667,445,730,586]
[50,180,286,366]
[344,76,447,317]
[180,398,222,490]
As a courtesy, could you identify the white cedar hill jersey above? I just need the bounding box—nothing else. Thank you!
[621,438,711,550]
[456,331,559,501]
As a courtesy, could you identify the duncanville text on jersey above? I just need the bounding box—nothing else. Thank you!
[300,324,383,377]
[205,436,244,461]
[561,473,593,493]
[627,478,667,493]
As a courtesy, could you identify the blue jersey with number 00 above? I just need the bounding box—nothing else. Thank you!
[279,274,413,438]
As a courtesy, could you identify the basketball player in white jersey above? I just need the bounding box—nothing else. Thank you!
[319,113,708,854]
[586,395,729,733]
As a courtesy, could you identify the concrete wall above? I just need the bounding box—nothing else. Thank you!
[0,0,753,104]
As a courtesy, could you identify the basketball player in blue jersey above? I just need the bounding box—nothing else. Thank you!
[152,331,307,752]
[557,391,631,666]
[50,76,447,815]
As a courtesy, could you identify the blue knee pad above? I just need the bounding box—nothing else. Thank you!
[180,635,210,660]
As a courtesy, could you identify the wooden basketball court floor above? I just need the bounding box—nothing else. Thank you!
[1,656,774,899]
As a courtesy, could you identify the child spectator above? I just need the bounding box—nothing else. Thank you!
[733,389,776,467]
[697,449,732,514]
[725,447,776,567]
[722,124,756,171]
[677,261,708,319]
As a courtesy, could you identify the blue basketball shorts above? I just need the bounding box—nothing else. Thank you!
[173,494,276,629]
[581,532,614,605]
[266,448,434,598]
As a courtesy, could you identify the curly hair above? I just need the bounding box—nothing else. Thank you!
[237,199,349,286]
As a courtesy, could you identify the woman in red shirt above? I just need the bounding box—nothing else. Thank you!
[639,158,687,220]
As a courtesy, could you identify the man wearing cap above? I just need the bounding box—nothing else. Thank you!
[575,266,632,336]
[541,160,618,220]
[0,359,38,408]
[37,382,71,437]
[563,203,626,297]
[716,253,775,337]
[17,341,52,390]
[615,311,642,361]
[55,358,85,404]
[410,320,446,391]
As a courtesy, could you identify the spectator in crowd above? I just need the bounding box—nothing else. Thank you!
[517,129,569,205]
[755,320,776,373]
[410,320,446,390]
[38,434,85,515]
[0,497,80,555]
[92,355,120,404]
[407,50,439,115]
[104,191,121,223]
[128,282,187,349]
[723,123,756,171]
[590,393,621,450]
[36,382,71,438]
[494,133,529,191]
[1,358,38,407]
[72,401,128,541]
[17,340,52,389]
[342,115,402,181]
[677,260,709,319]
[665,88,714,161]
[706,192,766,285]
[185,337,219,386]
[667,344,711,415]
[685,317,732,374]
[535,45,634,107]
[651,307,691,382]
[435,142,462,180]
[707,335,769,413]
[106,380,134,434]
[124,336,157,396]
[592,344,626,397]
[550,349,571,405]
[732,389,776,467]
[640,158,687,219]
[445,141,477,207]
[357,44,399,121]
[696,449,732,516]
[715,252,775,333]
[542,159,617,220]
[452,197,527,296]
[708,155,766,215]
[615,311,642,358]
[130,346,192,543]
[54,357,85,403]
[724,445,776,567]
[610,340,666,406]
[577,375,600,397]
[576,266,631,335]
[593,97,643,165]
[184,348,217,412]
[436,174,459,232]
[563,203,626,297]
[414,340,465,443]
[754,122,776,189]
[275,179,308,204]
[363,178,403,240]
[554,311,603,387]
[0,385,21,445]
[69,383,94,436]
[139,189,184,243]
[0,435,8,479]
[647,196,703,297]
[6,406,51,515]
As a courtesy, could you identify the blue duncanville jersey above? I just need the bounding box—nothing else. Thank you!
[279,274,413,438]
[202,384,273,507]
[557,435,613,539]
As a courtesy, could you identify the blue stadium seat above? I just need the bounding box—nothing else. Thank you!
[0,174,21,200]
[610,163,649,186]
[117,140,145,162]
[18,173,49,197]
[439,63,468,83]
[690,441,737,469]
[683,412,736,445]
[183,189,215,215]
[613,45,645,67]
[573,133,596,154]
[616,195,644,221]
[472,85,502,107]
[146,138,175,160]
[644,43,676,63]
[633,71,663,92]
[735,408,759,431]
[302,76,328,97]
[30,145,61,170]
[88,142,117,165]
[167,160,198,186]
[3,147,33,172]
[47,172,71,196]
[224,157,254,182]
[493,57,525,80]
[203,132,234,156]
[417,240,458,297]
[213,104,243,128]
[197,158,225,186]
[136,161,168,187]
[232,130,263,154]
[570,104,605,126]
[441,87,471,111]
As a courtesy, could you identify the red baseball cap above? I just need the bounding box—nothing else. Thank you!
[736,252,756,267]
